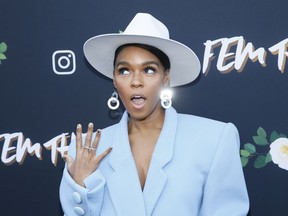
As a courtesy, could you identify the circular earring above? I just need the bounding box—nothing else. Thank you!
[107,90,120,110]
[160,89,172,109]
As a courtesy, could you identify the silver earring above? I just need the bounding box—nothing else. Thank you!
[160,89,172,109]
[107,90,120,110]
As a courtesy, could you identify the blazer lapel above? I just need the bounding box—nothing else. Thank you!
[143,107,178,215]
[107,112,146,216]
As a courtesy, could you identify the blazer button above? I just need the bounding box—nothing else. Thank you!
[73,192,82,204]
[74,206,85,215]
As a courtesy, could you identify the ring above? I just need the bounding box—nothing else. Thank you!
[89,147,96,151]
[84,146,96,151]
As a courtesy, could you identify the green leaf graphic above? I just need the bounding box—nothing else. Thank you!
[241,157,249,167]
[253,135,268,146]
[240,149,250,157]
[257,127,267,138]
[265,153,272,164]
[0,42,7,53]
[244,143,256,154]
[0,53,7,60]
[254,155,267,168]
[270,130,280,143]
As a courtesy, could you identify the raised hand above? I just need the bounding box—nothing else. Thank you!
[63,123,112,187]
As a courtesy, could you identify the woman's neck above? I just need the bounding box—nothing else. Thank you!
[128,106,165,134]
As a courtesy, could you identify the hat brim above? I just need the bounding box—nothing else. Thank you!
[83,34,201,87]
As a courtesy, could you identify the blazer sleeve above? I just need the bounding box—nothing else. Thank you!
[59,138,106,216]
[199,123,250,216]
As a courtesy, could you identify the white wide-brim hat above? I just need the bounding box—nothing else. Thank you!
[83,13,201,87]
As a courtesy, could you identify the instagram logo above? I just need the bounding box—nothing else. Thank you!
[52,50,76,75]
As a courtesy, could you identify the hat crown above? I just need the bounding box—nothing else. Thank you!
[123,13,170,39]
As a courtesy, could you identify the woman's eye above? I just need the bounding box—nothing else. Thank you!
[118,68,130,75]
[144,66,156,74]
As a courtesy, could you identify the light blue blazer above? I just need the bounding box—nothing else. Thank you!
[60,107,249,216]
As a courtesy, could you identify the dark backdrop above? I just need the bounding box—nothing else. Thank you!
[1,0,288,215]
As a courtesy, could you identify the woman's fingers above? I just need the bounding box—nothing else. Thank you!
[63,154,74,173]
[96,147,113,163]
[89,128,112,164]
[63,123,112,186]
[84,123,94,149]
[76,124,83,152]
[91,129,101,150]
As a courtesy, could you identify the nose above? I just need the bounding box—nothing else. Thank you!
[131,72,143,88]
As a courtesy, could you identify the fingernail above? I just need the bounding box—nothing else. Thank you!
[77,124,81,129]
[96,129,102,134]
[89,122,93,128]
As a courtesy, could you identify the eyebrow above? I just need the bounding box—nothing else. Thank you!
[115,61,160,68]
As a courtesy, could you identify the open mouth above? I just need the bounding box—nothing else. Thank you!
[131,94,146,107]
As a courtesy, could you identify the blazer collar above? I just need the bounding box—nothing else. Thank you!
[149,106,177,167]
[108,111,131,171]
[143,107,178,215]
[107,107,178,215]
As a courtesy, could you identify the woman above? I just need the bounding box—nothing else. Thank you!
[60,13,249,216]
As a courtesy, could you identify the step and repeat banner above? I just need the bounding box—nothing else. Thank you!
[1,0,288,215]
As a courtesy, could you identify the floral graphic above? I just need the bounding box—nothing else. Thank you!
[270,137,288,171]
[0,42,8,63]
[240,127,287,169]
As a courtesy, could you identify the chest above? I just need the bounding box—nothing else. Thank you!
[129,132,160,190]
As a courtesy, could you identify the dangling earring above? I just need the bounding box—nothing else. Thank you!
[107,90,120,110]
[160,89,172,109]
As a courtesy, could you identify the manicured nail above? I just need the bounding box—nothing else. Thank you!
[89,122,93,128]
[96,129,102,134]
[77,124,81,129]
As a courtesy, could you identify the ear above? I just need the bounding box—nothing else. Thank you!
[164,70,170,87]
[113,77,117,89]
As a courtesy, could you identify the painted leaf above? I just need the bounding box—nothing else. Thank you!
[241,157,249,167]
[0,42,7,53]
[244,143,256,154]
[257,127,267,138]
[265,152,272,163]
[240,149,250,157]
[253,135,268,146]
[254,155,267,168]
[270,130,280,143]
[0,53,7,60]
